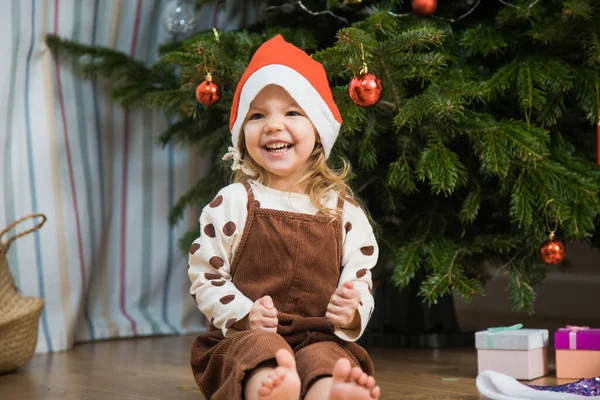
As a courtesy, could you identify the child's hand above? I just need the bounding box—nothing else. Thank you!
[326,282,361,330]
[248,295,278,333]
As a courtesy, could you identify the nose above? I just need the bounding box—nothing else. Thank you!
[264,114,285,133]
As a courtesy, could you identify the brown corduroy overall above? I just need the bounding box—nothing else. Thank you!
[191,181,374,399]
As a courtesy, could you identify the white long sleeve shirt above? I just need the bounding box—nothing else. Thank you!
[188,180,378,342]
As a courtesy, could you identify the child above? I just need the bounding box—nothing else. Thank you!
[188,34,380,400]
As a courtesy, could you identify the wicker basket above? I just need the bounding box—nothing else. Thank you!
[0,214,46,374]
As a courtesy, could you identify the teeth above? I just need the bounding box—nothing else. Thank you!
[265,142,291,150]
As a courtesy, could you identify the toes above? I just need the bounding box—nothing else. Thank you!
[275,349,296,370]
[258,385,271,396]
[274,366,287,381]
[366,375,376,389]
[371,385,381,399]
[269,370,283,386]
[350,366,363,381]
[332,358,352,382]
[262,377,274,389]
[358,372,368,386]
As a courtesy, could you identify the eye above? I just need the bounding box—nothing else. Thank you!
[248,113,264,120]
[286,111,302,117]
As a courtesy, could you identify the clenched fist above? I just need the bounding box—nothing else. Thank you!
[326,281,361,330]
[248,295,278,333]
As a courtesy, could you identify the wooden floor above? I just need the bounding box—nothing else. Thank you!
[0,334,568,400]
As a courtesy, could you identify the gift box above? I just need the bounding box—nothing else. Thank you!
[475,324,549,380]
[555,326,600,379]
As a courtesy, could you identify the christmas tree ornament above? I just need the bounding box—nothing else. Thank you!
[162,0,196,37]
[196,73,221,106]
[539,199,565,265]
[348,44,383,107]
[412,0,438,17]
[539,233,565,265]
[349,73,383,107]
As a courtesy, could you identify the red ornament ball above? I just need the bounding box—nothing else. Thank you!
[196,77,221,106]
[348,72,383,108]
[539,235,566,264]
[412,0,437,17]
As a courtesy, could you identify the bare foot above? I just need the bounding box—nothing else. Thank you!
[257,349,301,400]
[330,358,380,400]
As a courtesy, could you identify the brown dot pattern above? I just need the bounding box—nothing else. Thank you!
[190,243,200,254]
[356,268,367,278]
[225,318,237,329]
[220,294,235,305]
[359,301,364,307]
[255,200,261,208]
[368,286,373,296]
[209,256,224,269]
[345,222,352,233]
[211,280,226,287]
[360,246,374,256]
[204,273,221,280]
[223,221,236,237]
[204,224,216,238]
[210,195,223,208]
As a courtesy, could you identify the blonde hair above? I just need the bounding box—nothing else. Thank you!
[233,139,356,219]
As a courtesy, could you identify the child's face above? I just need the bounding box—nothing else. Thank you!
[243,85,318,186]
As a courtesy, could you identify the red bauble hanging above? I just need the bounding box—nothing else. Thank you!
[196,73,221,106]
[539,233,566,265]
[412,0,437,17]
[348,71,383,108]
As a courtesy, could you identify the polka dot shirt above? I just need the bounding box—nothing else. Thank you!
[188,180,378,342]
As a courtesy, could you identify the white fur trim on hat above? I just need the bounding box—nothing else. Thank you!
[231,64,341,159]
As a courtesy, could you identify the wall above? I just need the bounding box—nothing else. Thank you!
[454,241,600,332]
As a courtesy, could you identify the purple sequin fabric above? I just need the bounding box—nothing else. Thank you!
[526,377,600,396]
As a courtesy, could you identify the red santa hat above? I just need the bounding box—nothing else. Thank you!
[229,34,342,159]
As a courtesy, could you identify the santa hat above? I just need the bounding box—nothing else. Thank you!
[229,34,342,159]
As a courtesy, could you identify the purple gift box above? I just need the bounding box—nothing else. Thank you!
[555,326,600,350]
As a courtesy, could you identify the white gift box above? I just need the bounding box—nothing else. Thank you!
[475,324,549,380]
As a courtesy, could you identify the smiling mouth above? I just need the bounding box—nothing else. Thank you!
[263,143,294,153]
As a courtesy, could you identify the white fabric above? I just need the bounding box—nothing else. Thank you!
[476,370,599,399]
[0,0,261,354]
[230,64,342,158]
[188,180,378,341]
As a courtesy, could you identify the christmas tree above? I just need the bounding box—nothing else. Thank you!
[46,0,600,314]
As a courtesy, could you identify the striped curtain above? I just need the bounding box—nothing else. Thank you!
[0,0,260,354]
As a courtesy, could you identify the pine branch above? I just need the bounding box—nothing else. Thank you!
[562,0,594,21]
[46,34,151,80]
[416,138,468,195]
[392,240,424,288]
[157,118,199,147]
[507,265,537,314]
[459,191,481,223]
[510,169,536,227]
[460,25,509,57]
[376,25,445,55]
[419,273,451,305]
[387,159,417,194]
